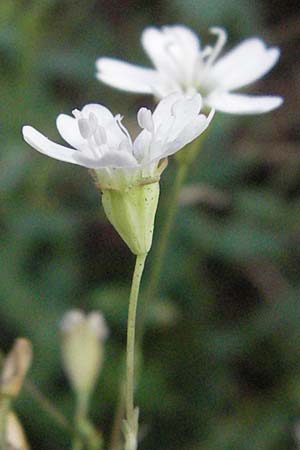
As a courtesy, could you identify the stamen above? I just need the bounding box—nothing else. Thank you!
[137,107,154,132]
[88,113,98,133]
[115,114,132,145]
[206,27,227,68]
[94,126,107,146]
[78,118,92,139]
[87,135,101,158]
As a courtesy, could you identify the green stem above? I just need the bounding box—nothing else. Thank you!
[109,384,125,450]
[72,391,90,450]
[124,253,147,450]
[24,380,72,432]
[0,396,11,450]
[110,137,205,449]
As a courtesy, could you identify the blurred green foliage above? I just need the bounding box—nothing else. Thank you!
[0,0,299,449]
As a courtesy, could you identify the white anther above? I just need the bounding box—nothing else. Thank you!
[137,107,154,132]
[88,113,98,133]
[78,118,92,139]
[94,126,107,146]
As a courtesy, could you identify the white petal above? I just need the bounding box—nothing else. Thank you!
[211,38,280,91]
[56,114,86,150]
[152,92,183,127]
[22,126,83,165]
[162,111,214,158]
[82,103,114,124]
[206,92,283,114]
[152,92,203,142]
[169,93,203,132]
[162,25,201,83]
[141,27,185,82]
[165,25,200,53]
[137,104,214,165]
[133,129,152,162]
[91,151,138,169]
[142,26,200,76]
[96,58,159,93]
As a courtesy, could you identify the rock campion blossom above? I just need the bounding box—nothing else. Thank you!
[22,92,213,255]
[22,92,213,190]
[96,25,283,115]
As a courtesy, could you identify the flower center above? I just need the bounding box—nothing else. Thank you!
[73,110,108,158]
[73,110,134,159]
[192,27,227,97]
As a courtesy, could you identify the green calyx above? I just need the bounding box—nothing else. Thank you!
[101,182,160,256]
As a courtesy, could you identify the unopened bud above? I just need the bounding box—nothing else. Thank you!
[60,310,108,396]
[0,339,33,398]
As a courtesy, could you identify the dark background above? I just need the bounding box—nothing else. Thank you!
[1,0,300,449]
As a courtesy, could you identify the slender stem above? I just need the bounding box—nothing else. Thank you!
[0,396,11,450]
[24,380,72,432]
[123,253,147,450]
[109,157,190,450]
[26,381,97,450]
[72,391,90,450]
[109,385,125,450]
[126,254,147,420]
[0,355,11,450]
[109,136,205,449]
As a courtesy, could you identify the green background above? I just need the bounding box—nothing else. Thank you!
[0,0,299,449]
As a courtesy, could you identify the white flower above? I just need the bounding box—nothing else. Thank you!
[96,25,283,115]
[22,92,214,190]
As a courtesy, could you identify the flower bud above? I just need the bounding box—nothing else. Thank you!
[0,338,33,398]
[1,411,30,450]
[60,310,108,396]
[101,181,159,255]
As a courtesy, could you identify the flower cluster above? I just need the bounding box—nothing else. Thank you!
[22,24,283,255]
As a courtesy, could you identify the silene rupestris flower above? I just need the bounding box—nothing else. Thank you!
[96,25,283,115]
[22,92,213,254]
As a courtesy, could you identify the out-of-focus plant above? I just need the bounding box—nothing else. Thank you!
[1,1,298,450]
[0,339,32,450]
